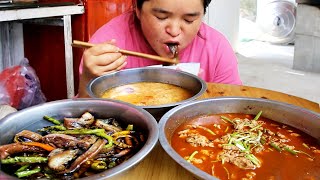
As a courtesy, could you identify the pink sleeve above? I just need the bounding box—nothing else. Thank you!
[78,14,128,75]
[194,24,242,85]
[209,36,242,85]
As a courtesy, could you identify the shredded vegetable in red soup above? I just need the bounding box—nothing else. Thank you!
[171,111,320,180]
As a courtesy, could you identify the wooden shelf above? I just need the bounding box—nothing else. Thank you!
[0,5,84,22]
[0,5,85,98]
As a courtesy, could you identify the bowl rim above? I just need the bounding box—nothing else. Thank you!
[86,67,207,109]
[158,96,320,180]
[0,98,160,180]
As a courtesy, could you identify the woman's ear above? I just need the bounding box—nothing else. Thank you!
[135,7,141,20]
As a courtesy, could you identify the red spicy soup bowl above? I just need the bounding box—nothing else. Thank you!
[158,97,320,180]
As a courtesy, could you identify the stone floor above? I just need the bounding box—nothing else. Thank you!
[236,40,320,104]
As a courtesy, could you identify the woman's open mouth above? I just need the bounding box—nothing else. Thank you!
[166,43,179,58]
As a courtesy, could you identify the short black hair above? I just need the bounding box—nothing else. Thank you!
[135,0,212,14]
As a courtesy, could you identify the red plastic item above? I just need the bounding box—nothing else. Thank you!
[0,66,26,108]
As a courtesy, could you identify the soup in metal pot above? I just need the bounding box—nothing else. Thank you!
[171,112,320,180]
[101,82,194,106]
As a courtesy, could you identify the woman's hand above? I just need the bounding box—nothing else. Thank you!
[78,40,127,98]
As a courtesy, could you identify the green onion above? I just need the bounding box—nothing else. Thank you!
[230,132,240,138]
[242,141,248,149]
[247,144,252,150]
[187,151,198,163]
[220,118,227,123]
[52,128,104,135]
[126,124,133,131]
[228,137,234,145]
[38,125,66,132]
[270,142,281,152]
[95,132,113,148]
[251,154,261,164]
[43,115,61,125]
[253,111,263,120]
[1,157,48,164]
[52,129,113,148]
[302,143,310,149]
[236,135,250,142]
[250,124,263,131]
[220,116,235,125]
[235,141,246,151]
[15,167,41,178]
[16,164,30,172]
[245,154,261,166]
[284,147,298,155]
[197,125,216,135]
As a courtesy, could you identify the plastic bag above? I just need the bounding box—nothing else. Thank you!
[0,58,46,110]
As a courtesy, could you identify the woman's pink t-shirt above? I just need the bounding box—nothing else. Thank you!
[80,11,242,85]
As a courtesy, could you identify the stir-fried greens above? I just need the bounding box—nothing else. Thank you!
[0,112,146,179]
[172,111,320,180]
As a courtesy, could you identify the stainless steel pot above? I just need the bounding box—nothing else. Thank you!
[86,67,207,120]
[0,98,159,180]
[158,97,320,180]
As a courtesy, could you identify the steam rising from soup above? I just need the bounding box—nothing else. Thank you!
[101,82,194,106]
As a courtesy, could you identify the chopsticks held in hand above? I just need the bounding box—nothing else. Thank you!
[72,40,178,64]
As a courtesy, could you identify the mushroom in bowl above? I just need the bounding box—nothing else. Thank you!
[159,97,320,180]
[86,67,207,120]
[0,99,159,180]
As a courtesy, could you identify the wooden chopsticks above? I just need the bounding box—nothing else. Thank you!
[72,40,178,64]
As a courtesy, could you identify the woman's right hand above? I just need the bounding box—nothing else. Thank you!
[78,40,127,98]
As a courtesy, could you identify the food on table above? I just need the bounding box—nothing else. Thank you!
[101,82,194,106]
[0,112,146,179]
[168,44,178,59]
[171,111,320,180]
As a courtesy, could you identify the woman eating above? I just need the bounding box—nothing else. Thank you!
[78,0,242,97]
